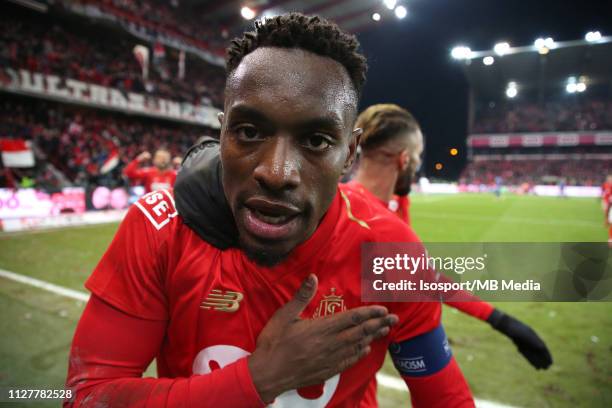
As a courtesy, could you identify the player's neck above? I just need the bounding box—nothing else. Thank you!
[354,162,397,203]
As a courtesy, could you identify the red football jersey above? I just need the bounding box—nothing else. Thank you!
[343,181,411,226]
[602,181,612,206]
[84,188,443,407]
[123,159,177,193]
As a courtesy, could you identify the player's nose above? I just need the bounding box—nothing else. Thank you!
[253,135,301,192]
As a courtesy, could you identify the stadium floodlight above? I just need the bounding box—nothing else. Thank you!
[372,12,381,21]
[493,42,510,56]
[506,82,518,98]
[384,0,397,10]
[566,83,577,93]
[394,5,407,19]
[483,56,494,66]
[544,37,555,48]
[534,37,554,54]
[576,82,587,92]
[451,46,472,60]
[241,6,256,20]
[585,31,602,42]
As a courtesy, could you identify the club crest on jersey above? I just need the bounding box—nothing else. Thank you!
[201,289,244,313]
[313,288,346,318]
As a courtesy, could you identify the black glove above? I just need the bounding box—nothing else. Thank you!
[174,136,239,249]
[487,309,553,369]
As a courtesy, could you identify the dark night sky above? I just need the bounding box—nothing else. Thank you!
[356,0,612,179]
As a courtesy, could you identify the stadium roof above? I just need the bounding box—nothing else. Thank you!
[460,40,612,100]
[185,0,386,34]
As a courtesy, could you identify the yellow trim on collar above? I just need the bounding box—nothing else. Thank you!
[340,190,370,230]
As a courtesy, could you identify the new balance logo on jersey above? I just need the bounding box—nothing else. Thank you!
[201,289,243,312]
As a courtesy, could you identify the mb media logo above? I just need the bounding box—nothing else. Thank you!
[201,289,244,312]
[395,357,427,373]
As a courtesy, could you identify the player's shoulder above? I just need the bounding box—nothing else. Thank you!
[338,184,420,243]
[129,189,180,233]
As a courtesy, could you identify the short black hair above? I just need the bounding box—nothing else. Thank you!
[226,13,367,96]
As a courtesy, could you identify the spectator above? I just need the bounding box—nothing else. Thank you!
[0,96,214,189]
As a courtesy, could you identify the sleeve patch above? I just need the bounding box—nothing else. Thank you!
[389,324,452,377]
[134,190,178,230]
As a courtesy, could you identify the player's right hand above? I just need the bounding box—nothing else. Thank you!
[137,151,151,162]
[248,274,398,403]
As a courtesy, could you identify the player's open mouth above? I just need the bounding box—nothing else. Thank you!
[243,197,301,240]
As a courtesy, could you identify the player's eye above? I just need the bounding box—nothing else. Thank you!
[303,134,332,151]
[235,125,262,142]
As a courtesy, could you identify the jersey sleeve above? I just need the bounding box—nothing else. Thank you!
[85,190,177,320]
[400,356,475,408]
[369,216,475,406]
[65,294,264,408]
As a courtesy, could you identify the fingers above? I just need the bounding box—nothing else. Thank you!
[333,314,398,354]
[338,345,371,372]
[275,274,318,322]
[348,314,398,341]
[327,305,390,332]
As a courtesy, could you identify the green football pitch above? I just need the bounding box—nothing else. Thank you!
[0,193,610,407]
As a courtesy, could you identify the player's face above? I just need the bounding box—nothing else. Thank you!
[394,131,423,196]
[220,47,358,265]
[153,150,171,169]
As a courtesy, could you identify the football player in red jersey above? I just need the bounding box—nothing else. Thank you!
[65,14,475,407]
[123,148,179,193]
[348,104,551,357]
[172,106,552,406]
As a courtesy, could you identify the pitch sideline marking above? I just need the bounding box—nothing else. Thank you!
[0,267,518,408]
[0,268,89,302]
[375,372,517,408]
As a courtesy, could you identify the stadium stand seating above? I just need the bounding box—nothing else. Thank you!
[0,96,212,190]
[0,2,222,190]
[473,99,612,133]
[60,0,230,55]
[0,6,225,107]
[460,153,612,187]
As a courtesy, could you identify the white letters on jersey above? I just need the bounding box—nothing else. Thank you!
[192,345,340,407]
[134,189,178,230]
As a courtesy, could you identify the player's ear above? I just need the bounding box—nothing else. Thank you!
[343,127,363,174]
[399,150,410,171]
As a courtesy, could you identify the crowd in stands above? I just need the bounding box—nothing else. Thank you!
[460,158,611,186]
[0,6,225,107]
[61,0,231,55]
[0,96,213,190]
[473,99,612,133]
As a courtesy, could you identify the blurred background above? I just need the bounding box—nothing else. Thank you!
[0,0,611,407]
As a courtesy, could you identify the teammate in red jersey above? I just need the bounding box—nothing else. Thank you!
[351,103,551,354]
[66,14,474,407]
[346,103,552,405]
[123,148,180,193]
